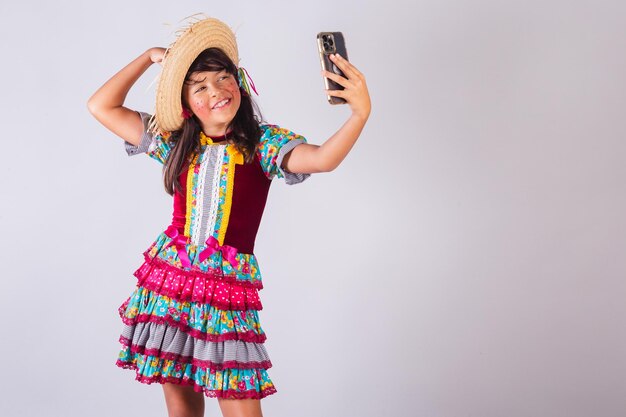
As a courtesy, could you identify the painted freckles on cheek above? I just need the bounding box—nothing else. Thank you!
[192,99,209,116]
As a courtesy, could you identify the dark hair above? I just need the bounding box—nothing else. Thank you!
[162,48,263,196]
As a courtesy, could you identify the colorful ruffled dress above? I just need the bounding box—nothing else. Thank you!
[116,112,310,399]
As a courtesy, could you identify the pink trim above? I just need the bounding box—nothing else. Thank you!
[137,251,263,288]
[119,337,272,370]
[119,313,267,344]
[118,298,130,316]
[116,361,277,399]
[134,259,263,310]
[139,251,263,287]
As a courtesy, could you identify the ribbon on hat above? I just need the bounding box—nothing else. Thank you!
[199,236,239,269]
[237,67,258,96]
[164,225,192,268]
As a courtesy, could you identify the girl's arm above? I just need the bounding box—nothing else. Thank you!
[87,47,165,146]
[282,53,371,174]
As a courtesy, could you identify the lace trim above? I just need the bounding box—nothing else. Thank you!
[205,149,224,241]
[191,148,211,246]
[190,153,204,246]
[116,361,277,399]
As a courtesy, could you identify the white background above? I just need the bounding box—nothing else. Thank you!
[1,1,625,416]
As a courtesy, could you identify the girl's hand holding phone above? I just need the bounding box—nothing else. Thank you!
[322,54,371,121]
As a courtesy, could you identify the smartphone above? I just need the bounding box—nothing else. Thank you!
[317,32,349,105]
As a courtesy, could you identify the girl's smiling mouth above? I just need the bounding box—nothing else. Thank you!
[212,98,231,110]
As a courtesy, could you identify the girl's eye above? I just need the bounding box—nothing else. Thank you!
[195,86,205,93]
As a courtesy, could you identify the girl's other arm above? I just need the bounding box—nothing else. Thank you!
[282,53,371,174]
[87,47,165,146]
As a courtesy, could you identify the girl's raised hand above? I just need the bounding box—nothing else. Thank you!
[283,53,370,174]
[148,47,167,65]
[322,54,371,120]
[88,47,169,147]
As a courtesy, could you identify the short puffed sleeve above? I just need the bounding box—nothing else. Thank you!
[256,124,311,185]
[123,111,173,164]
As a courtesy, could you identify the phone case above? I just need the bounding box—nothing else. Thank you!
[317,32,349,105]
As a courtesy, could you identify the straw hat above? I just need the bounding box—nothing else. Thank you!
[154,17,239,133]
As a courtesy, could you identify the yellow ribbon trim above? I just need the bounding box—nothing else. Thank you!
[217,145,244,245]
[184,153,199,237]
[199,131,213,145]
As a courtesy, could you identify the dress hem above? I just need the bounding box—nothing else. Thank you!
[116,361,277,400]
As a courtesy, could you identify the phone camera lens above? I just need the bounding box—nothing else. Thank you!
[328,38,334,46]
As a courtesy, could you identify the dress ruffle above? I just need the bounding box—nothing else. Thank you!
[118,288,267,343]
[119,322,272,370]
[134,255,263,309]
[117,355,276,399]
[116,231,276,399]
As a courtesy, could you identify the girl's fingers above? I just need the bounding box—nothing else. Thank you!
[329,53,362,80]
[325,88,346,98]
[329,54,354,79]
[323,57,370,115]
[323,71,368,96]
[322,69,350,88]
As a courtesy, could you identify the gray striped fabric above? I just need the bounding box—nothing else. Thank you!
[124,112,154,156]
[197,146,221,245]
[121,322,270,364]
[276,138,310,185]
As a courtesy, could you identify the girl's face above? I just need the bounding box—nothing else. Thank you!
[182,69,241,137]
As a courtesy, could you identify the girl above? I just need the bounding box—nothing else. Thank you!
[87,17,370,417]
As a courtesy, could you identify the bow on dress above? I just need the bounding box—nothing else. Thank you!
[199,236,239,269]
[164,226,239,270]
[164,226,192,268]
